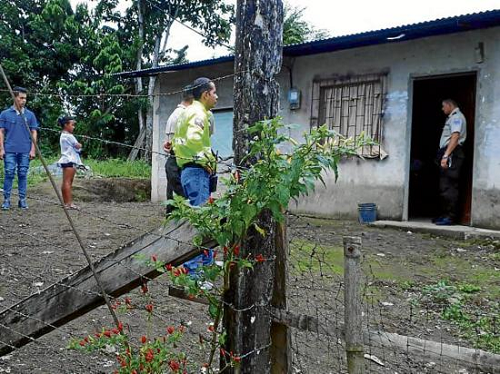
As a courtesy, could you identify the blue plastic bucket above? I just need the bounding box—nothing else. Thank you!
[358,203,377,224]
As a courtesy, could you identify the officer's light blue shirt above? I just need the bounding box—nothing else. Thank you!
[0,106,39,153]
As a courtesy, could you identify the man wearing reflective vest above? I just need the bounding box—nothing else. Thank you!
[173,77,218,273]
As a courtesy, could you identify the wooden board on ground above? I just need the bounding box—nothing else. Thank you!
[0,221,212,356]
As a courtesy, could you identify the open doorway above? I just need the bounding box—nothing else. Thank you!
[408,73,476,225]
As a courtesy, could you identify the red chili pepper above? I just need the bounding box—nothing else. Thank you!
[255,254,265,263]
[145,349,154,362]
[169,360,180,371]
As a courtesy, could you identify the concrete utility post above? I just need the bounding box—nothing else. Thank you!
[223,1,287,373]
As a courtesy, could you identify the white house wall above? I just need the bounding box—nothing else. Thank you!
[151,26,500,228]
[287,27,500,227]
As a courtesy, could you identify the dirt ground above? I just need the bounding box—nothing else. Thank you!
[0,179,498,373]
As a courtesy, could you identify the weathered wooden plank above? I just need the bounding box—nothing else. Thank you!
[0,221,213,356]
[365,330,500,374]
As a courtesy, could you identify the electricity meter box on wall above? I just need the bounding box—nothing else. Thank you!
[288,88,301,110]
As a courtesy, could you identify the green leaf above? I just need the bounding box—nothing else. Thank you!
[209,303,219,319]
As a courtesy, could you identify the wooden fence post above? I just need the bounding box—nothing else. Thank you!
[270,218,291,374]
[344,236,365,374]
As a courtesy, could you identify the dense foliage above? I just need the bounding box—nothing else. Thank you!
[0,0,233,159]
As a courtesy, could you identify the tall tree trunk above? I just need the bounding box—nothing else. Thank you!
[143,19,172,162]
[223,1,284,373]
[129,0,146,161]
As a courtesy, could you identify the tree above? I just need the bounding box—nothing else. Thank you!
[0,0,134,157]
[0,0,233,160]
[0,0,83,154]
[283,4,330,45]
[98,0,235,161]
[224,0,286,373]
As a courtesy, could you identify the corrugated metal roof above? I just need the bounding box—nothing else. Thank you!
[119,9,500,78]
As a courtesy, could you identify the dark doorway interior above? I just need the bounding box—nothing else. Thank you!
[409,73,476,224]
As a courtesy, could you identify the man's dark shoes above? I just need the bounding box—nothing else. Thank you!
[1,200,10,210]
[431,216,443,223]
[434,217,453,226]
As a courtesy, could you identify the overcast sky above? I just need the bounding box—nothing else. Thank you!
[70,0,500,63]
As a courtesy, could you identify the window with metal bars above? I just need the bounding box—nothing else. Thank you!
[310,73,388,158]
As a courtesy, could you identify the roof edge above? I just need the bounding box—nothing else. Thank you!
[118,9,500,78]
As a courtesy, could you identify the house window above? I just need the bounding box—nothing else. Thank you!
[311,73,387,158]
[211,109,233,157]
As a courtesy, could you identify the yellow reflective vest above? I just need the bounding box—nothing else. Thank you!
[173,100,216,170]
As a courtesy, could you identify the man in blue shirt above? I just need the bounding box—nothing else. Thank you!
[0,87,39,210]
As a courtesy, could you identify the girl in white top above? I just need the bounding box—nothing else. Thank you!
[57,116,82,210]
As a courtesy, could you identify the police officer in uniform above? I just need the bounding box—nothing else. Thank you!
[434,99,466,226]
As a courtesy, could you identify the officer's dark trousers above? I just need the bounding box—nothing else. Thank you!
[438,146,465,221]
[165,153,185,214]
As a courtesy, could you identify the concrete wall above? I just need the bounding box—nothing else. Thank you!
[151,27,500,228]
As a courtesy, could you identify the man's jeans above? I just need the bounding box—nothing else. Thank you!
[180,166,213,273]
[3,152,30,201]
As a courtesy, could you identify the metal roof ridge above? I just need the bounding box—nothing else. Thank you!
[118,9,500,78]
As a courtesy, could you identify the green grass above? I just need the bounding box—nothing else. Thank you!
[0,158,151,189]
[429,255,500,298]
[290,239,344,275]
[85,158,151,178]
[290,239,412,282]
[420,280,500,353]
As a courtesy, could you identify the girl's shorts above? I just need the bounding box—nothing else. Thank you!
[60,162,75,168]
